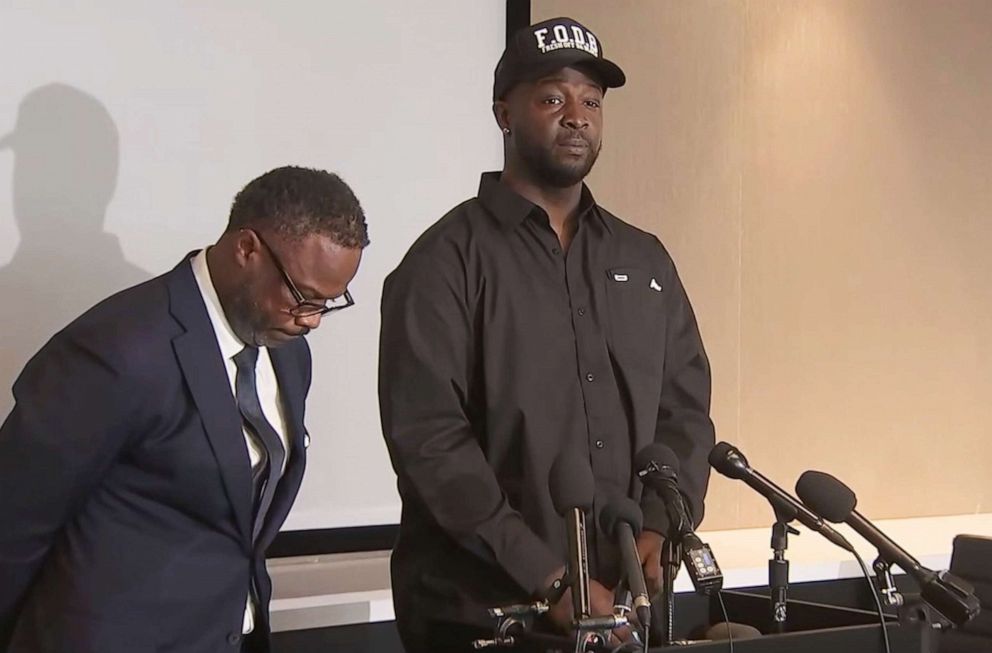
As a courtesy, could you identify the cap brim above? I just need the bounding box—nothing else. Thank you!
[496,51,626,100]
[533,54,626,89]
[566,56,626,90]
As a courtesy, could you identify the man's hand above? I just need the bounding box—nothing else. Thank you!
[542,567,624,637]
[636,530,665,597]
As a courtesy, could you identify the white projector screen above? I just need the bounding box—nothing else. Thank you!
[0,1,506,530]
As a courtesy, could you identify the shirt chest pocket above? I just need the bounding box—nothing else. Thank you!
[603,267,667,378]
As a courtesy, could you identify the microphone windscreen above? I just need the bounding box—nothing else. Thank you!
[704,622,762,640]
[795,470,858,523]
[707,441,748,479]
[598,496,643,537]
[548,452,595,515]
[634,443,680,476]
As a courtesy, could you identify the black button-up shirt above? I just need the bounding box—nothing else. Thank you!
[379,172,714,626]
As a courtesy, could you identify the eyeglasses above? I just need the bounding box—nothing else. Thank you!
[250,229,355,318]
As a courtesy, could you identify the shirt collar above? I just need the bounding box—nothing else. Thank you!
[477,172,611,234]
[190,248,248,361]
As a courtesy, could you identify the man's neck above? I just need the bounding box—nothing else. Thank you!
[205,243,234,313]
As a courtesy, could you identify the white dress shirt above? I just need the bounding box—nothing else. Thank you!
[190,249,290,635]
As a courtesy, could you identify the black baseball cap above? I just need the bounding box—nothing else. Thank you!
[494,17,626,100]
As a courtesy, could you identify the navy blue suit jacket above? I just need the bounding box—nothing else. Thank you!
[0,256,311,653]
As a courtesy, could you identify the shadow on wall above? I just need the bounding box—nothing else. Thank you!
[0,83,151,415]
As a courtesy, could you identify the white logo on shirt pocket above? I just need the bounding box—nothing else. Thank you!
[613,273,629,282]
[650,278,663,292]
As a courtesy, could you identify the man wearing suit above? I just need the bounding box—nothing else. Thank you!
[0,166,369,653]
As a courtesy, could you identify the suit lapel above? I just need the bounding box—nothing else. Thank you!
[166,257,253,545]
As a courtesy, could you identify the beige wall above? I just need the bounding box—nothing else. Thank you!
[534,0,992,530]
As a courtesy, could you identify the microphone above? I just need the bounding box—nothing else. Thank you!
[635,444,723,594]
[549,452,595,621]
[612,578,631,617]
[796,471,981,627]
[575,614,628,631]
[708,442,855,552]
[599,496,651,631]
[488,601,550,618]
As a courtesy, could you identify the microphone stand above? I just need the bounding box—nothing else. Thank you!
[871,555,950,653]
[473,575,631,651]
[659,537,681,646]
[472,599,549,650]
[563,508,607,653]
[573,630,607,653]
[473,573,567,650]
[873,557,904,609]
[768,505,799,633]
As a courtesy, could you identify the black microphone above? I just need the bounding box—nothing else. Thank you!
[708,442,855,552]
[796,471,981,627]
[599,496,651,631]
[549,452,595,621]
[612,577,631,616]
[635,444,723,594]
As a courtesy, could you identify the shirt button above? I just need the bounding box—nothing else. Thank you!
[227,633,242,646]
[586,373,595,382]
[577,307,586,316]
[595,439,605,449]
[551,247,561,255]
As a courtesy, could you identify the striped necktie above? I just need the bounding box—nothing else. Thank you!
[233,345,286,543]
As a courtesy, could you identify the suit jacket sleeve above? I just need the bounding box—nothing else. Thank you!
[0,331,141,644]
[641,247,716,535]
[378,247,563,597]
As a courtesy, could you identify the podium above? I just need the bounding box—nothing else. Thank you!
[502,589,936,652]
[270,581,944,653]
[644,589,935,652]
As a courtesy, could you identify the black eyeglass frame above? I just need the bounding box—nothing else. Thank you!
[248,229,355,318]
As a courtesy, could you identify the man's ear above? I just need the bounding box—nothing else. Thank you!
[233,228,261,268]
[492,100,511,133]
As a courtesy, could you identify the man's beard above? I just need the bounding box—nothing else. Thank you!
[517,133,601,188]
[226,282,268,347]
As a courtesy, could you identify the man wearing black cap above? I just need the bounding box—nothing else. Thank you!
[380,17,715,651]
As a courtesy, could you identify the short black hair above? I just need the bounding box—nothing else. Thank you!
[227,166,369,248]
